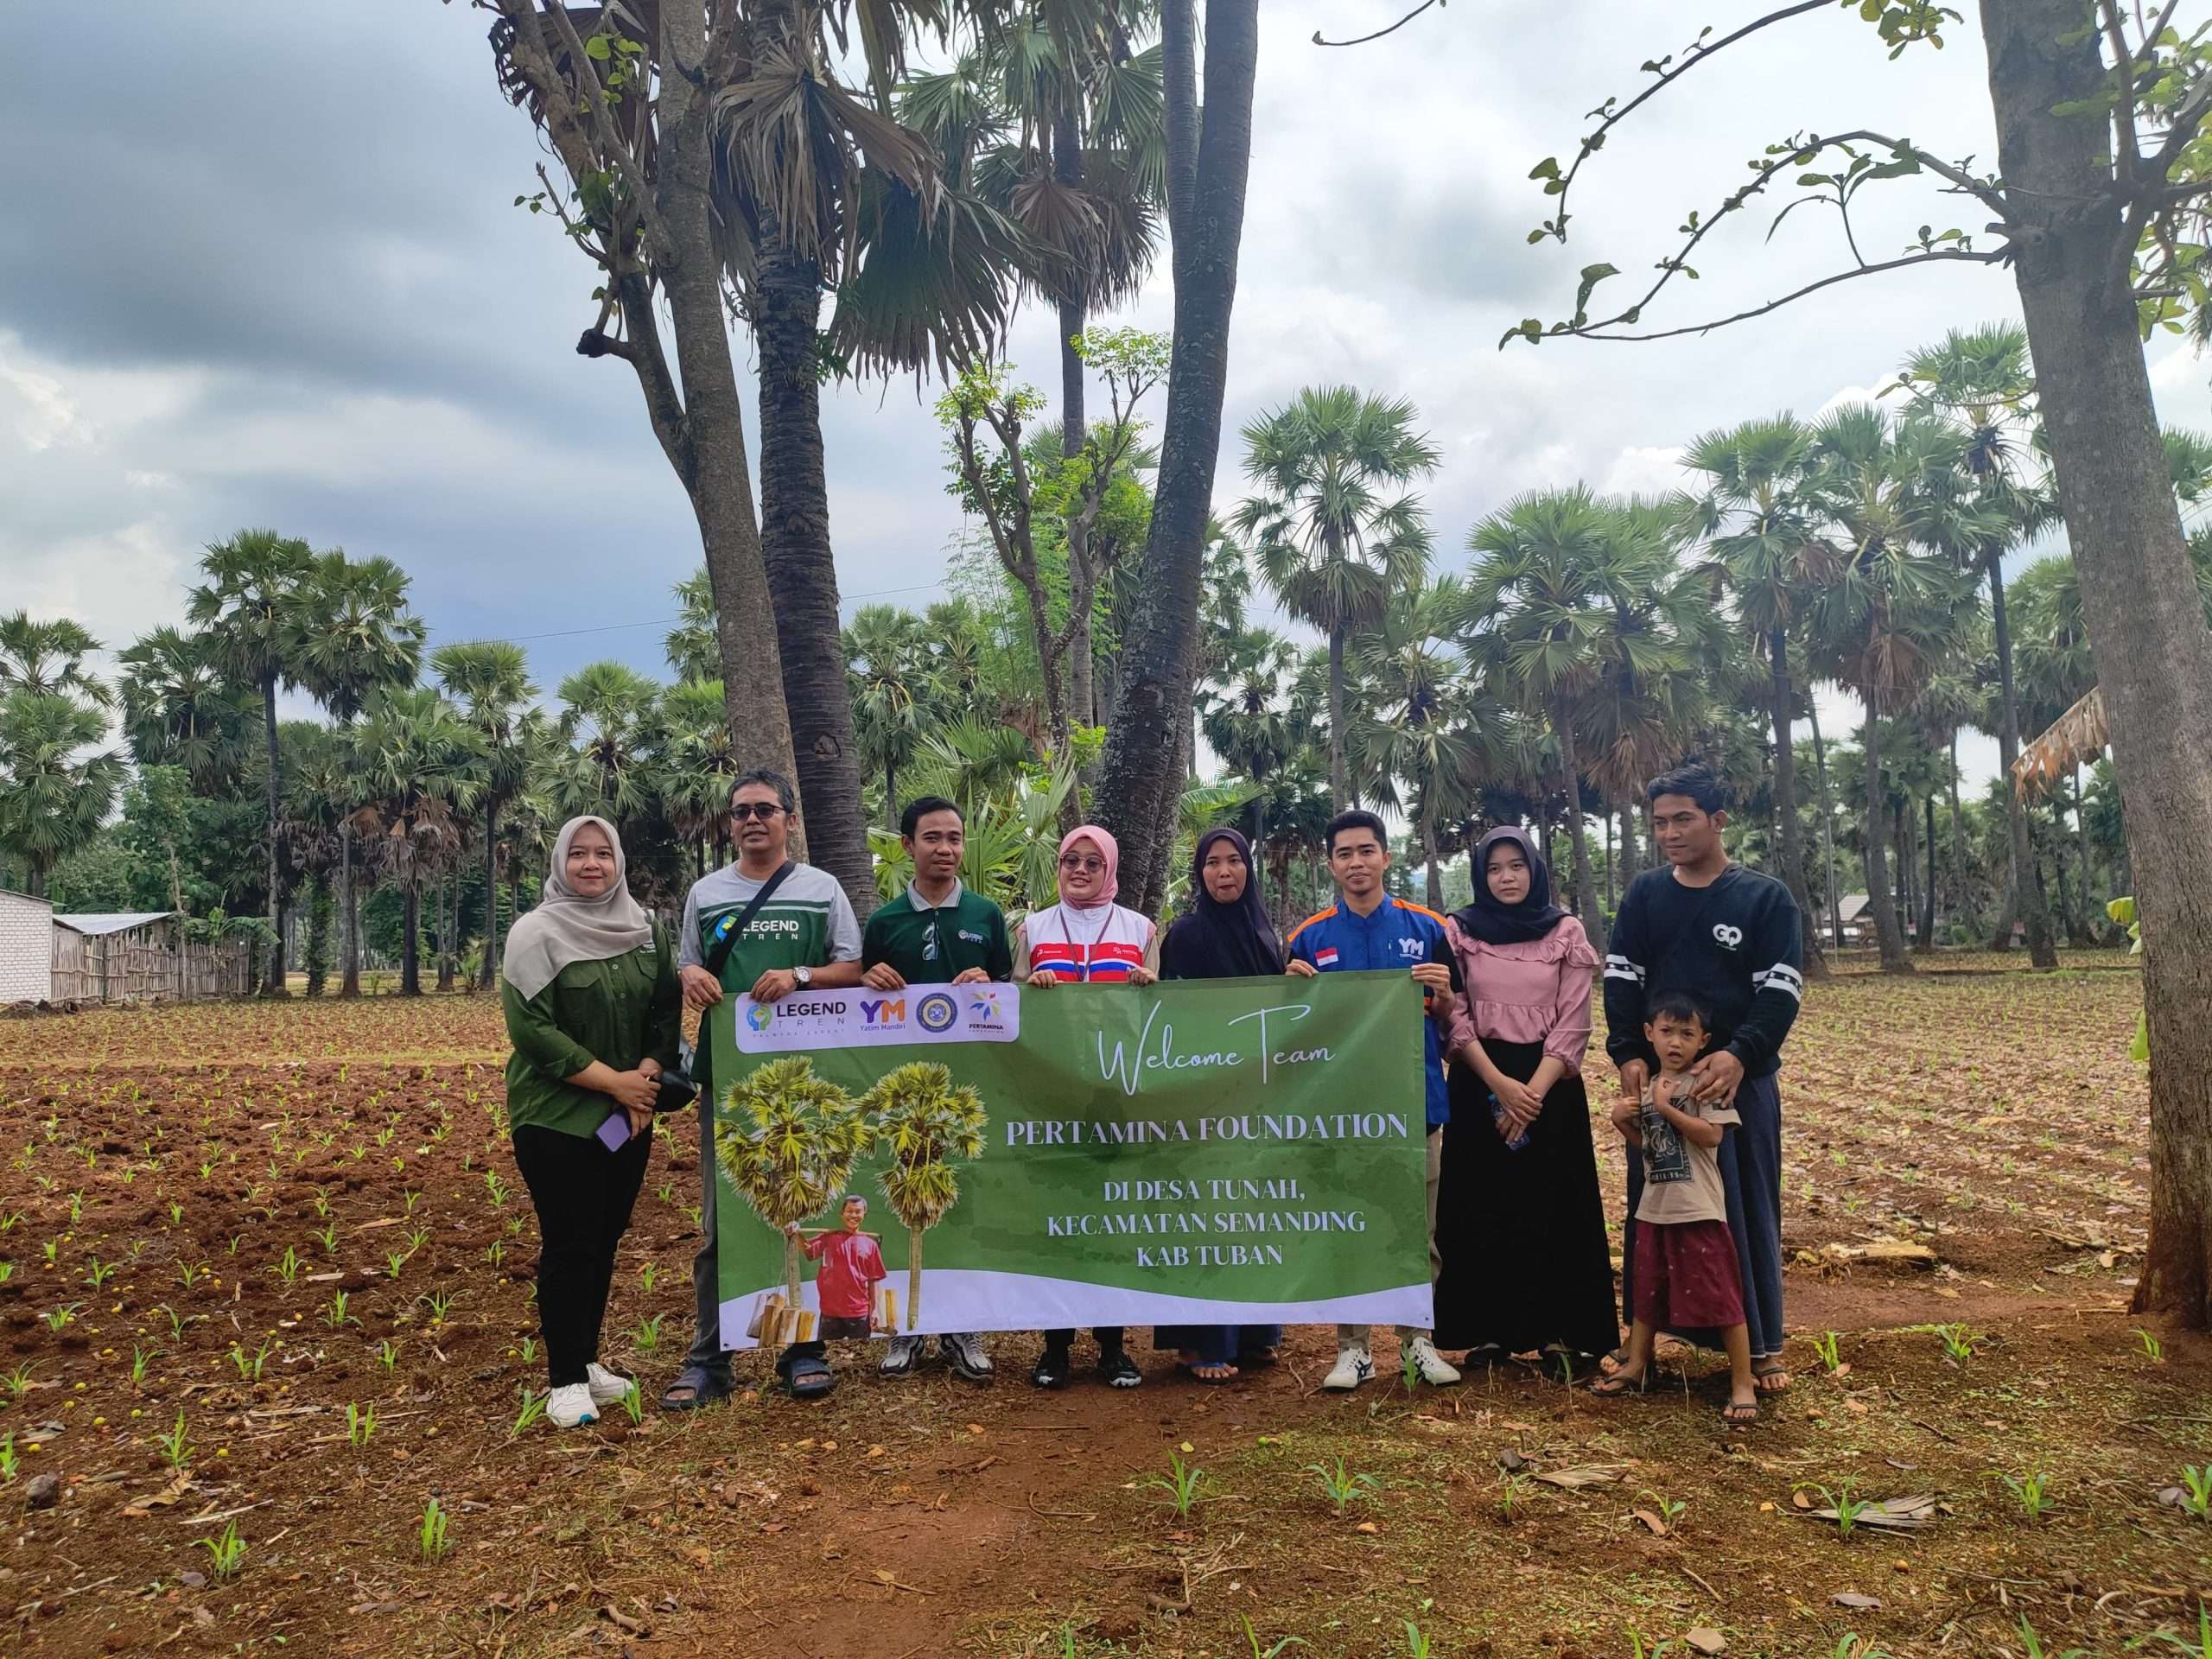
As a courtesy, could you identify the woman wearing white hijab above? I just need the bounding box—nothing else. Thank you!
[502,816,682,1428]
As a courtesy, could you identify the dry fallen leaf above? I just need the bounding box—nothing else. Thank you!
[1685,1629,1726,1655]
[1632,1508,1669,1536]
[1833,1592,1883,1610]
[1534,1464,1629,1491]
[1353,1521,1380,1534]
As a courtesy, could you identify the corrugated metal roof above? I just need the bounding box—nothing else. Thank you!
[54,912,178,937]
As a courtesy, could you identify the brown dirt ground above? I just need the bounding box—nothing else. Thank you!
[2,950,2206,1659]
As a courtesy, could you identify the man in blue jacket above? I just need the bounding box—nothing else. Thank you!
[1287,810,1463,1392]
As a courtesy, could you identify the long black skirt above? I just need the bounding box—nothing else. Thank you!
[1430,1039,1619,1357]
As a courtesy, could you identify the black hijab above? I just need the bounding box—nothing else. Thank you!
[1453,825,1572,945]
[1162,828,1283,979]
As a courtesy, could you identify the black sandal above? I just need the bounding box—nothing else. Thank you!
[776,1350,836,1399]
[659,1363,733,1412]
[1721,1395,1760,1425]
[1234,1346,1280,1371]
[1588,1368,1651,1398]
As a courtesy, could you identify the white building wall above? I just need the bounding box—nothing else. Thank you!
[0,893,54,1002]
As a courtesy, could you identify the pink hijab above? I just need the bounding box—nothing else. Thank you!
[1058,824,1120,910]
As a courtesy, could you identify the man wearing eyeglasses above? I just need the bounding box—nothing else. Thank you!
[664,767,863,1408]
[859,795,1012,1382]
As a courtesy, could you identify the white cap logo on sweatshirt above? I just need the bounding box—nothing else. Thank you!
[1712,923,1744,950]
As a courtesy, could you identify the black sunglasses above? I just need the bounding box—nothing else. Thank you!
[729,802,785,823]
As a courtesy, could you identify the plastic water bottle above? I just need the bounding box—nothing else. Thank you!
[1491,1091,1529,1151]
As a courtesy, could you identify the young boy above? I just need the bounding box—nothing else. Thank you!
[1593,991,1758,1425]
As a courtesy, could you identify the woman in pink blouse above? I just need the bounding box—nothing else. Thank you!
[1430,826,1618,1362]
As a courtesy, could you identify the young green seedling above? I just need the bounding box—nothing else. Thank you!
[633,1313,663,1354]
[196,1519,246,1580]
[156,1408,194,1471]
[1306,1457,1382,1517]
[345,1402,375,1448]
[1810,1331,1844,1373]
[1137,1452,1209,1518]
[2008,1614,2085,1658]
[1996,1469,2053,1522]
[512,1389,547,1437]
[2177,1465,2212,1522]
[1796,1480,1870,1540]
[375,1339,400,1375]
[2134,1327,2165,1362]
[1238,1613,1306,1657]
[418,1496,450,1560]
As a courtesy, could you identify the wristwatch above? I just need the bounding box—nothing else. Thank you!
[792,965,812,989]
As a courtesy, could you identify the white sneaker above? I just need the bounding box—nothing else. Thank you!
[584,1361,632,1407]
[1404,1336,1462,1387]
[546,1382,599,1427]
[1322,1347,1375,1391]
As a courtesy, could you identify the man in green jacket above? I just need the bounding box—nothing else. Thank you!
[859,795,1013,1382]
[664,768,864,1407]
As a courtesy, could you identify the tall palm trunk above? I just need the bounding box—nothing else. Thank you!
[1604,810,1616,912]
[259,667,287,995]
[905,1227,925,1332]
[340,821,361,999]
[436,869,456,993]
[1808,696,1843,950]
[2073,765,2095,931]
[1767,628,1827,977]
[400,866,422,997]
[1859,709,1912,972]
[1948,734,1973,936]
[479,797,499,990]
[1922,794,1939,946]
[1421,785,1442,911]
[1986,560,2058,967]
[1090,0,1260,916]
[754,206,875,918]
[884,760,899,832]
[305,873,329,997]
[1618,800,1642,887]
[1326,620,1349,809]
[1552,702,1601,939]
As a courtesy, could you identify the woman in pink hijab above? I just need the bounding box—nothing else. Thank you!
[1012,825,1159,1389]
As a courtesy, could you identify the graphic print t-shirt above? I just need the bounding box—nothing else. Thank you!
[1633,1078,1739,1226]
[802,1229,885,1320]
[677,862,861,1090]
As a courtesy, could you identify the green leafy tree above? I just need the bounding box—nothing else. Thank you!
[351,687,486,997]
[293,552,424,996]
[846,606,933,828]
[0,613,111,709]
[117,626,255,794]
[1681,415,1834,972]
[187,530,318,994]
[864,1062,988,1332]
[550,662,663,835]
[1236,385,1439,810]
[0,692,124,898]
[715,1058,875,1338]
[432,642,537,988]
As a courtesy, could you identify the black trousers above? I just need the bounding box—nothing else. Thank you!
[512,1122,652,1388]
[1044,1327,1125,1354]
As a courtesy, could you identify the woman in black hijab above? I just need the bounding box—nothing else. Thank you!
[1153,828,1285,1381]
[1429,827,1618,1363]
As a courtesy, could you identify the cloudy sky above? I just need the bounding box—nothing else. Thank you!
[5,1,2207,786]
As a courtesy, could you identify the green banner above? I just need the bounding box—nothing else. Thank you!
[707,971,1432,1346]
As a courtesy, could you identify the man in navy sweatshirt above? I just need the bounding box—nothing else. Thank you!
[1603,764,1802,1395]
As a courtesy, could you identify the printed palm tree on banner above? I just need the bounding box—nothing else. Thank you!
[864,1062,988,1332]
[716,1058,875,1337]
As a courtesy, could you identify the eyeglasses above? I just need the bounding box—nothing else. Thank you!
[729,802,785,823]
[1058,855,1107,874]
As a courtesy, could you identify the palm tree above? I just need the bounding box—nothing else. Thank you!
[0,614,111,709]
[1681,416,1835,975]
[187,530,318,993]
[899,10,1164,454]
[1891,325,2059,968]
[351,686,486,996]
[1465,486,1630,938]
[664,568,721,684]
[0,691,124,898]
[1201,626,1302,854]
[846,606,932,828]
[660,677,740,876]
[293,552,424,996]
[281,723,351,996]
[865,1062,988,1332]
[1236,386,1439,809]
[432,641,538,988]
[552,662,663,833]
[1806,406,1981,973]
[1350,578,1491,908]
[117,626,255,791]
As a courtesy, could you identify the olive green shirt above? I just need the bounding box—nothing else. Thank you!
[502,926,683,1139]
